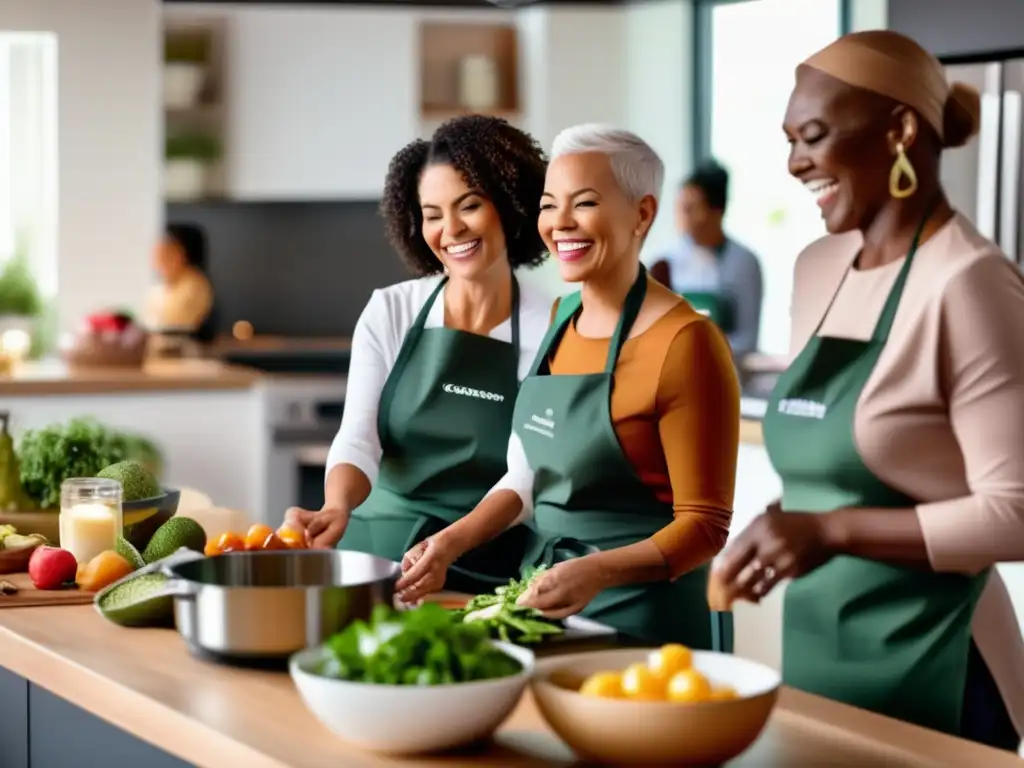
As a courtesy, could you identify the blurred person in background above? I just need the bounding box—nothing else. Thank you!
[650,161,763,358]
[145,222,215,341]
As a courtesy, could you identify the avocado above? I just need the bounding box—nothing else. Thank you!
[115,535,146,569]
[142,517,206,564]
[96,572,175,627]
[96,460,160,502]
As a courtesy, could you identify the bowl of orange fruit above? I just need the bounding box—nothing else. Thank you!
[531,645,780,766]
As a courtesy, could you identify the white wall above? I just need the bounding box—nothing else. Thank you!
[625,0,691,260]
[850,0,888,31]
[516,0,694,297]
[0,0,162,333]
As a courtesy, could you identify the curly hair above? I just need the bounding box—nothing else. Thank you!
[380,115,549,276]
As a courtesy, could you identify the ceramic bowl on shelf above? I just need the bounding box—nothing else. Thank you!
[290,641,534,755]
[531,647,780,766]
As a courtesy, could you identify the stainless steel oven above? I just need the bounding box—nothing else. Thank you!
[262,376,346,526]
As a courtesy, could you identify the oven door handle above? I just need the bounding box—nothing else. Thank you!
[294,444,331,467]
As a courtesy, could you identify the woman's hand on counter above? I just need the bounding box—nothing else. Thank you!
[283,505,350,549]
[395,535,458,602]
[515,556,610,619]
[711,501,840,602]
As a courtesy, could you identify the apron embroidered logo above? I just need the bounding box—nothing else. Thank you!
[777,398,827,419]
[523,408,555,438]
[442,383,505,402]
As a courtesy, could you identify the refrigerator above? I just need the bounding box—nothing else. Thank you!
[942,59,1024,264]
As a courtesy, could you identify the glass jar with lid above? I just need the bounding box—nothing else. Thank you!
[58,478,123,565]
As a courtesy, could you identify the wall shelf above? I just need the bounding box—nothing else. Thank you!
[163,18,228,201]
[418,21,520,118]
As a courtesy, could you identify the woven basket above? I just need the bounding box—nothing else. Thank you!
[61,331,150,368]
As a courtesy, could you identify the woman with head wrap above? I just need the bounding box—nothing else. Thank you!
[711,31,1024,748]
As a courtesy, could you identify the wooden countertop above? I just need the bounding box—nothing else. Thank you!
[0,359,262,396]
[0,605,1016,767]
[741,418,764,445]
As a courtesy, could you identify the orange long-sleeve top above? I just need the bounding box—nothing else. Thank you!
[545,295,740,577]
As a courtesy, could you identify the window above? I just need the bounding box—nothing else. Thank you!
[695,0,845,355]
[0,33,58,297]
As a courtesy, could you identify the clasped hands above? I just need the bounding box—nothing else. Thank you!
[396,535,608,617]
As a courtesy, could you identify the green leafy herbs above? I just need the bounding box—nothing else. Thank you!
[16,419,165,509]
[316,603,522,686]
[456,567,565,644]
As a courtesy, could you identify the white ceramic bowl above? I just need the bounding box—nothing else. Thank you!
[532,648,781,765]
[290,641,534,755]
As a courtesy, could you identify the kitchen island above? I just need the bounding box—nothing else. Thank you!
[0,605,1018,768]
[1,359,266,517]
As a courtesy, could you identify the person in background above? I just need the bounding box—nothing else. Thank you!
[710,30,1024,750]
[649,162,763,357]
[397,125,740,647]
[144,223,215,338]
[283,116,554,595]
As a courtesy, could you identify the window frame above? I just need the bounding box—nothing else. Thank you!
[690,0,853,164]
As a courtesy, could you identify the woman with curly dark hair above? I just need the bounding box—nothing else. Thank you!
[284,115,554,594]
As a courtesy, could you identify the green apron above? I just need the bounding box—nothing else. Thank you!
[340,275,531,595]
[682,290,735,334]
[514,265,723,648]
[763,209,989,736]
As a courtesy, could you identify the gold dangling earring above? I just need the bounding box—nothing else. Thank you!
[889,142,918,199]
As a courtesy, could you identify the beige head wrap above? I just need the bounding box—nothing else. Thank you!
[801,30,980,148]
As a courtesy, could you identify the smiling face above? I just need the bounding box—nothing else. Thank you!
[538,152,656,283]
[418,163,508,280]
[784,66,905,234]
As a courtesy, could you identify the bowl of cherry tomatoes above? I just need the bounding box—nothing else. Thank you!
[531,645,780,766]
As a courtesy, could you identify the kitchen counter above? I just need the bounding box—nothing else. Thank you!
[0,358,262,396]
[0,605,1018,767]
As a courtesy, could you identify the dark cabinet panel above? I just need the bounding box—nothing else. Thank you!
[888,0,1024,59]
[0,667,28,768]
[28,684,193,768]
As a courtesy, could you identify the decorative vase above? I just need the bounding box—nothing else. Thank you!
[164,62,206,110]
[458,55,499,111]
[164,159,208,201]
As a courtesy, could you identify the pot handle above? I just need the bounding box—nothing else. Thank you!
[94,547,205,603]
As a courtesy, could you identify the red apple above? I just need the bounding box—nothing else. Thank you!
[28,546,78,590]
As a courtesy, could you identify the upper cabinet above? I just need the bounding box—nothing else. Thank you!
[224,8,418,200]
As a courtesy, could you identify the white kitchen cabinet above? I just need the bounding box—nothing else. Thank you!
[224,7,418,200]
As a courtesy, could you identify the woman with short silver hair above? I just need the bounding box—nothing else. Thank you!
[397,124,741,647]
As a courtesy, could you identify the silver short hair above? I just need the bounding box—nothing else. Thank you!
[550,124,665,203]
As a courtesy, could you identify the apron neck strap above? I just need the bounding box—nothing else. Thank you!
[410,270,521,357]
[870,197,940,342]
[603,263,648,373]
[811,198,941,342]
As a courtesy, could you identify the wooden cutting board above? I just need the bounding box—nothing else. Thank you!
[0,572,95,608]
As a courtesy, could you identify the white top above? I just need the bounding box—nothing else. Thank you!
[487,432,535,521]
[325,274,556,485]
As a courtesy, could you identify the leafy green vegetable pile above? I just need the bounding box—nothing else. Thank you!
[17,418,164,509]
[454,567,565,644]
[316,603,523,685]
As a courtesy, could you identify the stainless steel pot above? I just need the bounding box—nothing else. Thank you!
[160,549,398,665]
